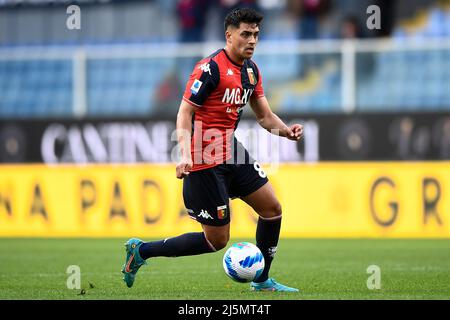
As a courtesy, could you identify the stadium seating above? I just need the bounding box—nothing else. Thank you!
[1,45,449,117]
[1,3,450,117]
[0,59,72,117]
[393,5,450,39]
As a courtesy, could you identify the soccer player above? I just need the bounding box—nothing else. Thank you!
[122,8,303,292]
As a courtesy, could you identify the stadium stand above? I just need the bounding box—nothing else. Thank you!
[0,0,449,117]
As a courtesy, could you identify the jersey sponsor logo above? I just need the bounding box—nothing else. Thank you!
[226,68,234,76]
[226,106,243,113]
[198,62,212,75]
[190,79,203,95]
[222,88,254,105]
[247,68,256,85]
[217,205,227,219]
[198,209,214,219]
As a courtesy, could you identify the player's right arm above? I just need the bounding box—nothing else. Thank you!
[176,58,220,178]
[175,100,197,179]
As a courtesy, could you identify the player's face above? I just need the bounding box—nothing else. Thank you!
[227,23,259,61]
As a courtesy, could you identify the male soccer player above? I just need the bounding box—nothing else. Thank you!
[122,8,303,292]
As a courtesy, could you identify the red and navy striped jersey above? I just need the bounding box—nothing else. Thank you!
[182,48,265,171]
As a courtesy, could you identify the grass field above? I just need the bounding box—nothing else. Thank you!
[0,238,449,300]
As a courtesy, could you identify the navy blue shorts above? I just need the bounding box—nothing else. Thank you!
[182,147,269,226]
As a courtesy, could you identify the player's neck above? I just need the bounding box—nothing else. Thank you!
[223,47,244,66]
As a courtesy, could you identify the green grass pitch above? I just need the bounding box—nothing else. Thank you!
[0,238,449,300]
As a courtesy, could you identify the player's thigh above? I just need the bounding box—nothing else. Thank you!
[229,161,269,200]
[241,182,282,219]
[229,161,278,218]
[182,166,231,227]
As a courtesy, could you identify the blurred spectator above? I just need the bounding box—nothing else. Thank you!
[288,0,332,39]
[340,15,365,39]
[338,16,376,83]
[287,0,332,80]
[153,70,184,115]
[176,0,210,43]
[218,0,260,30]
[375,0,395,37]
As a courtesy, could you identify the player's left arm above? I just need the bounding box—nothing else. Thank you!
[249,95,303,141]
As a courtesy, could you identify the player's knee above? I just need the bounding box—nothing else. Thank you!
[215,240,229,251]
[207,234,229,251]
[273,202,282,216]
[258,201,282,219]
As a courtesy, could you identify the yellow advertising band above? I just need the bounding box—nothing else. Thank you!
[0,163,449,238]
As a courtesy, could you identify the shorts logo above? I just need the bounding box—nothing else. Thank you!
[247,68,256,85]
[217,205,227,219]
[190,79,203,95]
[198,209,214,220]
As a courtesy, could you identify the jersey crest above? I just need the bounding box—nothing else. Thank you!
[247,68,256,85]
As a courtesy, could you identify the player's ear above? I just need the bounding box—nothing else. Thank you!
[225,29,232,43]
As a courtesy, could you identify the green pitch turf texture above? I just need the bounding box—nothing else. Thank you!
[0,238,449,300]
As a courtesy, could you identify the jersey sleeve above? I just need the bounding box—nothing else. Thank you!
[251,61,265,99]
[182,59,220,107]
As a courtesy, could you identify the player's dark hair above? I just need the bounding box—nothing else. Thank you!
[224,8,263,31]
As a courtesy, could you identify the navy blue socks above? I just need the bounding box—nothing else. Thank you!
[254,216,282,283]
[139,232,215,259]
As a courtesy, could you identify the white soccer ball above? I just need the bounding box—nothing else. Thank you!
[223,242,265,283]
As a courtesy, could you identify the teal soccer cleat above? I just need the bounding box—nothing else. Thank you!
[121,238,147,288]
[250,278,299,292]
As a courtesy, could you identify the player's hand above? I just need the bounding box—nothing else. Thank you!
[286,124,303,141]
[176,157,193,179]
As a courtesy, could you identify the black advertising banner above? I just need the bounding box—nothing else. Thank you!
[0,113,449,163]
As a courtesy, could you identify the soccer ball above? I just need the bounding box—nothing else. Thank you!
[223,242,265,283]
